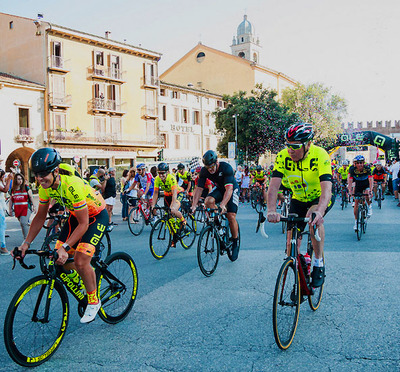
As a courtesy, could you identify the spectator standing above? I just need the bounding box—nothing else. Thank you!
[389,159,400,205]
[241,166,251,202]
[8,173,36,239]
[120,169,129,221]
[89,168,106,193]
[125,168,138,212]
[235,165,243,192]
[103,167,117,225]
[0,170,13,254]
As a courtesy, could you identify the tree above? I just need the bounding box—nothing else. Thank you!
[214,85,298,163]
[281,82,348,147]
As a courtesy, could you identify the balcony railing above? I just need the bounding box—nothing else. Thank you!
[141,76,159,88]
[89,98,126,114]
[141,105,158,118]
[14,127,34,143]
[88,66,125,82]
[48,93,72,108]
[45,129,164,147]
[48,56,70,72]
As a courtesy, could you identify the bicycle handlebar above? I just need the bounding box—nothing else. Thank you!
[276,213,321,242]
[12,247,59,270]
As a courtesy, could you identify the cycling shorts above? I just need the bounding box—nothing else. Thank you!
[55,208,109,257]
[354,180,370,194]
[208,187,239,214]
[140,188,154,198]
[288,194,335,232]
[164,192,184,207]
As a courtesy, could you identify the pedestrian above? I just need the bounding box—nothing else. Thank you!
[8,173,36,239]
[120,169,129,221]
[241,166,250,202]
[90,168,106,192]
[235,165,243,195]
[0,169,13,254]
[124,168,138,211]
[389,159,400,205]
[150,166,157,179]
[103,167,117,225]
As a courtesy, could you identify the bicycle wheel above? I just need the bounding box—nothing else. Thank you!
[250,189,257,209]
[194,208,206,235]
[281,201,288,234]
[128,207,145,236]
[39,233,59,271]
[97,252,138,324]
[341,191,345,210]
[377,188,382,209]
[4,275,69,367]
[226,223,241,262]
[149,218,171,259]
[356,205,362,241]
[272,258,300,350]
[98,231,112,259]
[197,225,220,277]
[180,215,197,249]
[362,206,367,234]
[307,250,324,311]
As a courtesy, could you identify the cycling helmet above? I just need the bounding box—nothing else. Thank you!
[177,163,185,170]
[136,163,146,169]
[195,166,202,173]
[343,160,350,166]
[285,122,314,142]
[190,168,195,174]
[354,155,365,162]
[256,165,262,171]
[30,148,61,174]
[202,150,218,166]
[157,162,169,172]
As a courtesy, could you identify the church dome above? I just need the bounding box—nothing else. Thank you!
[237,15,253,36]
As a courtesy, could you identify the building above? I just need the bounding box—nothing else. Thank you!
[158,82,222,161]
[161,15,297,99]
[0,72,45,176]
[0,12,163,174]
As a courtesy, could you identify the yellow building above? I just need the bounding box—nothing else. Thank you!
[0,13,163,172]
[161,16,297,98]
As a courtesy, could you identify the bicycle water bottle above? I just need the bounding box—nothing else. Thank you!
[67,270,86,295]
[304,253,311,277]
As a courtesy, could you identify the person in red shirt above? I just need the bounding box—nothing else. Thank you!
[372,162,387,200]
[193,166,213,201]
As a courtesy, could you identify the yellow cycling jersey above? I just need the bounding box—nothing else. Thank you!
[273,144,332,202]
[38,174,106,217]
[254,171,266,181]
[154,173,184,196]
[176,171,191,184]
[338,166,349,180]
[281,177,290,188]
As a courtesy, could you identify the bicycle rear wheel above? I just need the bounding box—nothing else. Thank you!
[149,219,171,259]
[180,215,197,249]
[272,258,300,350]
[4,275,69,367]
[356,205,362,240]
[197,225,220,277]
[307,250,324,311]
[98,231,112,259]
[128,207,145,236]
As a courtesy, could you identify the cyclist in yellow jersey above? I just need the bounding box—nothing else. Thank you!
[14,148,107,323]
[337,160,350,186]
[252,165,268,204]
[267,123,333,288]
[176,163,192,193]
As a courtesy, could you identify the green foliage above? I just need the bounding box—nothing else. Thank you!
[214,85,298,162]
[281,82,347,147]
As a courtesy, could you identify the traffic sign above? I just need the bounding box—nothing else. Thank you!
[13,159,20,167]
[73,155,81,163]
[228,142,236,159]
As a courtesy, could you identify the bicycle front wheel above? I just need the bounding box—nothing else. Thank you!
[97,252,138,324]
[356,205,363,240]
[149,219,171,259]
[128,207,145,236]
[197,225,220,277]
[272,258,300,350]
[4,275,69,367]
[307,251,324,311]
[377,188,382,209]
[180,215,197,249]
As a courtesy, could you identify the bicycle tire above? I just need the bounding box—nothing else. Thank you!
[180,214,197,249]
[377,188,382,209]
[149,218,171,260]
[307,250,324,311]
[362,206,367,234]
[226,222,241,262]
[98,231,112,259]
[4,275,69,367]
[128,207,145,236]
[341,191,345,210]
[97,252,138,324]
[197,225,220,277]
[272,258,300,350]
[356,205,362,240]
[194,208,206,236]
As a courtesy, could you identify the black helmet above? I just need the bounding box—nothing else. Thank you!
[157,162,169,172]
[30,148,61,174]
[202,150,218,166]
[177,163,185,170]
[256,165,262,171]
[285,122,314,143]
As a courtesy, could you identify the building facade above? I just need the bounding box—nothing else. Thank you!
[0,13,163,174]
[158,82,222,161]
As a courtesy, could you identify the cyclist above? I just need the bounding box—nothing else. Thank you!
[372,162,387,200]
[252,165,268,204]
[151,162,186,247]
[127,163,154,208]
[337,160,350,202]
[176,163,192,194]
[266,122,333,288]
[191,150,240,260]
[15,148,108,323]
[192,165,213,200]
[348,154,373,229]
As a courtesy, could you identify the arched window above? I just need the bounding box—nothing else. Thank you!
[196,52,205,63]
[238,52,245,58]
[253,53,257,63]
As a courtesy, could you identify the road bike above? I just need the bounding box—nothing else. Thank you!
[197,208,241,277]
[272,213,323,350]
[279,190,291,234]
[354,193,368,240]
[193,202,207,235]
[340,184,349,210]
[127,196,160,236]
[250,184,265,213]
[4,244,138,367]
[375,181,384,209]
[149,206,196,260]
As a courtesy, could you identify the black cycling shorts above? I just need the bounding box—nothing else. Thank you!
[354,179,370,194]
[164,192,184,207]
[288,194,335,232]
[207,187,239,214]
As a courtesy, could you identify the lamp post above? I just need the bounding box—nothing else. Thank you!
[233,114,239,160]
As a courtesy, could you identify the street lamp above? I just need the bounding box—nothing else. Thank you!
[233,114,239,160]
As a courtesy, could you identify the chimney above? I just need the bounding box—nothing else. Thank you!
[105,31,111,39]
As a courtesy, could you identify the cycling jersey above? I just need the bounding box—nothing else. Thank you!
[176,171,192,190]
[254,171,266,182]
[337,166,349,181]
[39,174,106,217]
[198,162,238,192]
[372,167,386,181]
[154,174,184,196]
[348,165,372,182]
[134,172,154,191]
[272,144,332,202]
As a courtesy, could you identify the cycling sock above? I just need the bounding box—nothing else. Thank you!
[87,289,99,305]
[313,258,324,267]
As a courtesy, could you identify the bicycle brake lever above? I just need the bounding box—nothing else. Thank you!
[11,248,36,270]
[311,213,322,242]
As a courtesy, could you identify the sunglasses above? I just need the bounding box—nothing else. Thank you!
[35,171,51,178]
[286,143,303,150]
[355,161,364,165]
[205,163,217,170]
[158,171,166,175]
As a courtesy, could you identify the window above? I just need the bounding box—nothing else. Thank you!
[94,116,106,139]
[253,53,257,63]
[174,107,179,122]
[196,52,205,63]
[183,134,189,149]
[193,110,200,125]
[195,135,200,150]
[206,137,211,150]
[146,120,156,138]
[19,108,29,129]
[172,91,179,99]
[110,55,120,79]
[160,88,166,96]
[111,117,122,140]
[217,100,223,108]
[175,134,180,150]
[205,112,210,126]
[9,21,13,29]
[161,133,168,149]
[162,105,167,121]
[182,109,188,123]
[238,52,245,58]
[181,93,187,101]
[95,51,104,66]
[53,112,66,130]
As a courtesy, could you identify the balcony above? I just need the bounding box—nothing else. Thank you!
[141,76,159,88]
[45,129,164,148]
[14,127,34,143]
[89,98,126,114]
[48,56,70,73]
[141,105,158,118]
[88,66,126,83]
[48,93,72,108]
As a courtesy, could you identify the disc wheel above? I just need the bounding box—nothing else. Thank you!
[149,219,171,260]
[97,252,138,324]
[4,276,69,367]
[272,258,300,350]
[128,207,145,236]
[197,225,220,277]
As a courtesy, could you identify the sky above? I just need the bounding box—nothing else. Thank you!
[2,0,400,122]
